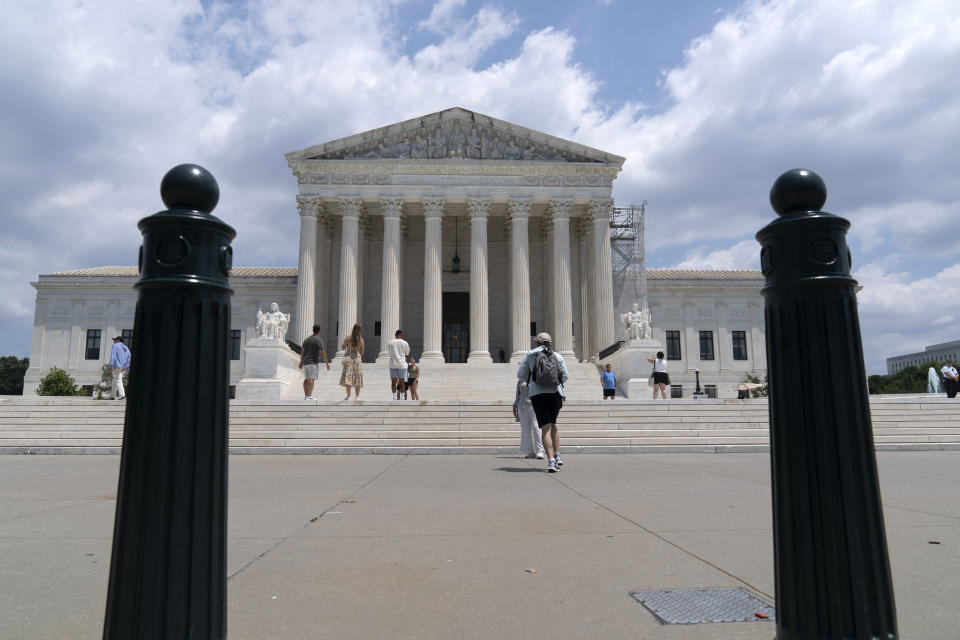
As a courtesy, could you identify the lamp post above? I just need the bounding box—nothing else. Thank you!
[694,368,702,395]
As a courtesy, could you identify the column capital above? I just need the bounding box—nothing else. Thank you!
[422,196,445,219]
[380,196,404,219]
[296,196,320,219]
[548,198,573,220]
[588,198,614,221]
[507,198,532,219]
[338,196,364,219]
[574,217,592,236]
[466,197,490,220]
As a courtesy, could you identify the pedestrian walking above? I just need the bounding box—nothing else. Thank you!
[513,379,544,459]
[109,336,130,400]
[601,363,616,400]
[387,330,410,400]
[339,323,364,400]
[943,359,959,399]
[299,324,330,401]
[406,356,420,400]
[648,351,669,400]
[517,332,568,472]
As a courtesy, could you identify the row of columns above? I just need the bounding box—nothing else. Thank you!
[292,196,616,362]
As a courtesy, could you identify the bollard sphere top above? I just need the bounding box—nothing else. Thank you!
[160,164,220,213]
[769,168,827,216]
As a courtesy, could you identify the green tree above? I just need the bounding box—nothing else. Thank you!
[36,367,85,396]
[0,356,30,395]
[742,372,768,398]
[868,361,942,394]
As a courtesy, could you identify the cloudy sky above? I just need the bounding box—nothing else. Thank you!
[2,0,958,374]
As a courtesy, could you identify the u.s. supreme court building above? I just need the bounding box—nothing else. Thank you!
[24,108,766,398]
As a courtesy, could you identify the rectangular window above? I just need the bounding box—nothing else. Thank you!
[121,329,134,351]
[699,331,714,360]
[666,331,681,360]
[229,330,241,361]
[374,321,381,337]
[732,330,748,360]
[530,322,537,337]
[704,384,717,398]
[85,329,101,360]
[670,384,683,398]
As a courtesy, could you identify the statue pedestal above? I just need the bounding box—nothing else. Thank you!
[600,339,665,399]
[236,338,301,400]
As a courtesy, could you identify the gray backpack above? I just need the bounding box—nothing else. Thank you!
[532,347,561,387]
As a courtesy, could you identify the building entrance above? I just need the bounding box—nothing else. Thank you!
[442,292,469,363]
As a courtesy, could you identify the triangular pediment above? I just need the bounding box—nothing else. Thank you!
[285,107,624,165]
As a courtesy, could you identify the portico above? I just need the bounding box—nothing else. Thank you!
[285,107,624,364]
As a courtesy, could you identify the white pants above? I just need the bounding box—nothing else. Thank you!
[111,368,125,399]
[518,404,544,456]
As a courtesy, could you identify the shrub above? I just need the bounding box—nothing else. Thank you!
[869,361,942,394]
[36,367,85,396]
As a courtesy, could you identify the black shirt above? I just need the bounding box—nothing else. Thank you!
[301,335,324,365]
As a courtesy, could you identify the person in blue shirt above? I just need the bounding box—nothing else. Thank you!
[517,332,568,472]
[109,336,131,400]
[601,363,616,400]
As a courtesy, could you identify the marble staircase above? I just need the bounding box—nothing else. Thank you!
[1,395,959,454]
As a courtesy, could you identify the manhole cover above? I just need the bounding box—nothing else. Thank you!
[629,588,776,624]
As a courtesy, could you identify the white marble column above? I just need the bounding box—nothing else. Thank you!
[314,204,332,350]
[577,218,593,361]
[467,198,492,363]
[336,196,363,357]
[378,197,404,362]
[421,197,445,361]
[590,199,616,353]
[549,198,574,359]
[508,198,532,362]
[294,197,318,345]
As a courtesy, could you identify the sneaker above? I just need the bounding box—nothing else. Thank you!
[554,454,563,467]
[547,459,558,473]
[535,453,545,460]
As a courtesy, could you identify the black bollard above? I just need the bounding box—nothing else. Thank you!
[757,169,897,639]
[103,164,235,639]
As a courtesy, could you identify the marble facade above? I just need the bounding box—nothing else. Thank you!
[284,107,623,364]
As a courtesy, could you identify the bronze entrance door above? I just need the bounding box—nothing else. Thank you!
[442,292,469,363]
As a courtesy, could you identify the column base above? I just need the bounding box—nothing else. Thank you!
[558,350,575,360]
[420,351,445,361]
[510,351,527,364]
[467,351,493,364]
[375,353,389,363]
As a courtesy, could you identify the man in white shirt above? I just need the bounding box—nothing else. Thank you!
[942,359,959,399]
[387,330,410,400]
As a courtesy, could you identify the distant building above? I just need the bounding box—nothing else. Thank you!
[886,340,960,374]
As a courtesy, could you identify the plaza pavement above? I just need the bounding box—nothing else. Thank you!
[1,452,958,639]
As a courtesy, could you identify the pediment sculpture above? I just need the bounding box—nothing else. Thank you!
[308,120,598,163]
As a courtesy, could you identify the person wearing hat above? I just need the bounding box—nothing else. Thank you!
[517,332,568,472]
[109,336,131,400]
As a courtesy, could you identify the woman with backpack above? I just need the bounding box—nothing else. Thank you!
[517,332,569,472]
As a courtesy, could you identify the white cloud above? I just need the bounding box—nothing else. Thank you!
[668,239,760,270]
[0,0,958,371]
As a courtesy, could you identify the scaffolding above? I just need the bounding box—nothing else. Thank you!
[610,201,647,308]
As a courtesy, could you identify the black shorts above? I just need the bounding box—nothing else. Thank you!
[653,371,670,385]
[531,392,563,426]
[603,388,616,397]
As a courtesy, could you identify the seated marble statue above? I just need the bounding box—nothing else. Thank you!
[256,303,290,341]
[621,303,651,341]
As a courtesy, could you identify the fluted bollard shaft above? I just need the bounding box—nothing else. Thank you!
[103,164,235,639]
[757,169,897,640]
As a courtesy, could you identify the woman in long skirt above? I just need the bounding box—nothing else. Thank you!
[339,323,364,400]
[513,380,544,459]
